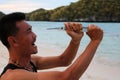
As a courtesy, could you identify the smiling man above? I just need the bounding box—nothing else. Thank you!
[0,12,103,80]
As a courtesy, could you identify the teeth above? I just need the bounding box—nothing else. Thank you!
[33,44,36,47]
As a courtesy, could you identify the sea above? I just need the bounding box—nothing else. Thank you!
[27,21,120,64]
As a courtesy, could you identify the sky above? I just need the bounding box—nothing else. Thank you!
[0,0,79,14]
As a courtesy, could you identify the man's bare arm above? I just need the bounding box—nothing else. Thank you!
[2,24,103,80]
[63,24,104,80]
[64,40,101,80]
[1,69,64,80]
[32,22,84,70]
[31,40,80,69]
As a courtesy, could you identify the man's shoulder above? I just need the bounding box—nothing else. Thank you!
[1,69,38,80]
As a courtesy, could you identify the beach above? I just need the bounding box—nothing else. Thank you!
[0,42,120,80]
[0,21,120,80]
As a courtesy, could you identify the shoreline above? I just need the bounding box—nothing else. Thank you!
[27,20,120,23]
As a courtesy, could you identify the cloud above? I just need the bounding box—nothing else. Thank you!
[0,1,47,14]
[0,0,78,14]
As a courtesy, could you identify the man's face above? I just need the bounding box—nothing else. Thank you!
[15,20,37,55]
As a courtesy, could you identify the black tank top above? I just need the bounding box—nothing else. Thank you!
[0,61,37,77]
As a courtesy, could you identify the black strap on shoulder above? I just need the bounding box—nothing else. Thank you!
[0,63,23,77]
[0,62,37,77]
[30,61,37,72]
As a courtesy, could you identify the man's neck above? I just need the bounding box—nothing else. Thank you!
[9,49,31,69]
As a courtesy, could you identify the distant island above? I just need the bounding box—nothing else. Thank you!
[0,0,120,22]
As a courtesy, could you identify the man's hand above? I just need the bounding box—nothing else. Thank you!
[64,22,84,44]
[86,24,103,42]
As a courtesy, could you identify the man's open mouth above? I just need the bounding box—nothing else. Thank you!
[32,39,36,47]
[32,43,35,46]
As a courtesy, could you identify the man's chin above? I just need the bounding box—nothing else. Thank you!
[33,46,38,54]
[33,50,38,54]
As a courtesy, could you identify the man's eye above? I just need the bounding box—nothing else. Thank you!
[26,27,32,33]
[27,30,32,33]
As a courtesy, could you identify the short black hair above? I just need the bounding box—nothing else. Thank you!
[0,12,26,49]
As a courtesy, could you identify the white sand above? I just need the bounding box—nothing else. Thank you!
[0,42,120,80]
[0,42,9,72]
[80,58,120,80]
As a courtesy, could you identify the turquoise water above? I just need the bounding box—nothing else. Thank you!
[28,21,120,62]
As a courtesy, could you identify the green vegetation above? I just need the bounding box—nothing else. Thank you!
[1,0,120,22]
[0,12,5,19]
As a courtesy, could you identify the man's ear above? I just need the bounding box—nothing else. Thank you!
[8,36,19,47]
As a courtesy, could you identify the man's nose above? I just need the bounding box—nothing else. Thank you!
[32,32,37,38]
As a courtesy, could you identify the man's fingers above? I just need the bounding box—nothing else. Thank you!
[65,22,73,31]
[78,23,82,31]
[88,24,101,31]
[64,22,83,33]
[72,23,83,32]
[72,23,77,31]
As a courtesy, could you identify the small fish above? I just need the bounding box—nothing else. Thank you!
[47,27,88,32]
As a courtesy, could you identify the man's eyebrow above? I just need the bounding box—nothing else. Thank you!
[26,26,32,31]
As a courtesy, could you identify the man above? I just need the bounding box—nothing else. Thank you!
[0,12,103,80]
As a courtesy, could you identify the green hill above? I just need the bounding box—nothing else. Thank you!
[26,0,120,22]
[0,0,120,22]
[0,12,5,19]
